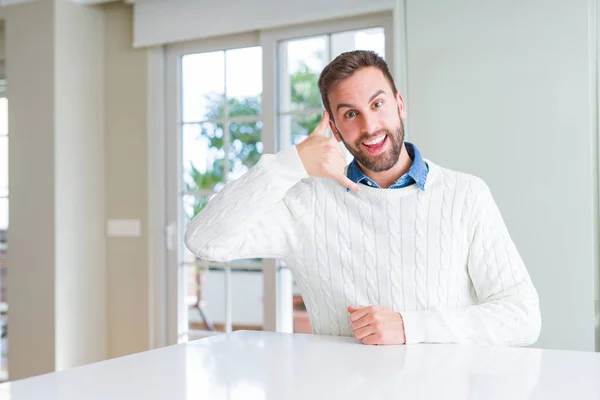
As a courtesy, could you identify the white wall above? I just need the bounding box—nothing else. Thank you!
[54,0,106,370]
[132,0,394,47]
[404,0,598,351]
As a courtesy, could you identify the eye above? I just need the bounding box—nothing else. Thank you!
[345,110,358,119]
[372,100,384,109]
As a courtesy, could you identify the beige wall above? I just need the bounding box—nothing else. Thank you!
[104,2,151,359]
[5,0,150,379]
[0,22,5,62]
[6,0,57,380]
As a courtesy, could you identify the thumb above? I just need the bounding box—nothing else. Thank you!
[310,110,330,136]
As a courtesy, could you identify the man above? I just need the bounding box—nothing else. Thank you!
[185,50,541,346]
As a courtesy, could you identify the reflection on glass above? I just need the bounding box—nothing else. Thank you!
[228,121,263,181]
[279,36,327,112]
[182,123,225,193]
[182,51,225,123]
[226,47,263,115]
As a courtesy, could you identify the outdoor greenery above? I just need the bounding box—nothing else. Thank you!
[185,62,323,220]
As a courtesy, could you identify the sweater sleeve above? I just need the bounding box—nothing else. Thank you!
[184,146,311,262]
[401,179,541,346]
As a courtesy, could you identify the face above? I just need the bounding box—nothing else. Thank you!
[328,67,406,173]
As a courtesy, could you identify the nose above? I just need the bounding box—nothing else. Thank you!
[360,111,380,136]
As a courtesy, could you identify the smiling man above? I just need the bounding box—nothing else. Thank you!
[185,50,541,346]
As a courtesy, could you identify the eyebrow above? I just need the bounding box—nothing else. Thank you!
[336,89,386,112]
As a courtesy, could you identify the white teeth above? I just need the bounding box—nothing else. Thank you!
[364,135,386,146]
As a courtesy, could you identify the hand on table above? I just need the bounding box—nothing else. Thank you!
[348,305,406,345]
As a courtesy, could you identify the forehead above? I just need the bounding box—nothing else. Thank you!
[329,67,391,103]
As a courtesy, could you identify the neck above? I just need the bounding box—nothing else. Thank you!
[358,143,412,189]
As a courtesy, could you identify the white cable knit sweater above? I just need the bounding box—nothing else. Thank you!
[185,146,541,346]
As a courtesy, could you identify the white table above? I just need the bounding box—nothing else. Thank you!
[0,330,599,399]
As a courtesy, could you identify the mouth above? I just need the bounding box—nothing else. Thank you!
[361,134,388,155]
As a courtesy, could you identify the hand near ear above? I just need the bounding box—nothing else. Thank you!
[296,111,358,192]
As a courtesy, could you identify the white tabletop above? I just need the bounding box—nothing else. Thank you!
[0,330,599,399]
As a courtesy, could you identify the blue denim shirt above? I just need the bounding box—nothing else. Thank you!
[346,142,429,190]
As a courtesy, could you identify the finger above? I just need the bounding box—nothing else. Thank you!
[354,324,378,341]
[310,111,330,136]
[361,333,381,345]
[334,173,360,193]
[351,312,376,332]
[349,305,375,322]
[347,305,364,313]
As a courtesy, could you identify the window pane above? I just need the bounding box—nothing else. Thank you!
[185,264,264,333]
[182,194,215,225]
[0,199,6,230]
[279,113,323,146]
[0,138,6,197]
[331,27,385,60]
[279,36,327,112]
[182,51,225,123]
[228,120,263,181]
[0,99,7,136]
[182,123,225,193]
[225,47,262,116]
[182,194,215,263]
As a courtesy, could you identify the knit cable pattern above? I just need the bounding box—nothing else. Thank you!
[359,195,380,305]
[414,190,428,310]
[314,181,341,335]
[335,185,357,308]
[388,193,403,311]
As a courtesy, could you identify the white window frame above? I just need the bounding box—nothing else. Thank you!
[157,11,402,346]
[166,32,280,345]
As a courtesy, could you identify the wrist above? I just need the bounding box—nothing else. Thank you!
[398,312,406,344]
[275,146,309,180]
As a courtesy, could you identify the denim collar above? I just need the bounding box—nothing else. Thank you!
[346,142,428,190]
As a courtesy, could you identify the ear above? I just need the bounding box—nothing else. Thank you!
[396,91,407,120]
[329,119,343,142]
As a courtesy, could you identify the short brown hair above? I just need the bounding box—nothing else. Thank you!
[318,50,398,121]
